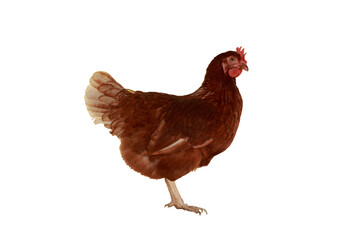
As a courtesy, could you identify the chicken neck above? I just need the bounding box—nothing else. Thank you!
[193,70,241,102]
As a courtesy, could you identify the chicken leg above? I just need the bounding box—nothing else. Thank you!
[164,178,207,215]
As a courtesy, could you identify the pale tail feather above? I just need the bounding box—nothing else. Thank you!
[84,71,124,128]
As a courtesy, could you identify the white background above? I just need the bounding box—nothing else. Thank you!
[1,0,359,239]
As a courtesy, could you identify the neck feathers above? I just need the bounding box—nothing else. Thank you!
[193,74,242,107]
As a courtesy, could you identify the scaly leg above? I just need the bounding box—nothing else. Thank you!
[164,178,207,215]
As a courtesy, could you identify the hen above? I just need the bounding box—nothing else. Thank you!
[84,47,248,215]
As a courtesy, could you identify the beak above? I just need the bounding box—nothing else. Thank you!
[241,63,249,72]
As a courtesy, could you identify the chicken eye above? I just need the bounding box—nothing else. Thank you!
[230,57,236,61]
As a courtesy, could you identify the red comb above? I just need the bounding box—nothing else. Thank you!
[236,46,247,63]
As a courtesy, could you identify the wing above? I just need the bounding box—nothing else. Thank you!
[146,98,217,156]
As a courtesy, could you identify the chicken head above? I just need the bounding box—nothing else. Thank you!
[221,47,248,78]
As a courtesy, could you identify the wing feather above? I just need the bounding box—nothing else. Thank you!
[146,98,217,155]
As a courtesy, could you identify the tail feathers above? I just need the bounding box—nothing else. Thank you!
[85,71,124,128]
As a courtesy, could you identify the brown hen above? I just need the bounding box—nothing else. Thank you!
[84,47,248,215]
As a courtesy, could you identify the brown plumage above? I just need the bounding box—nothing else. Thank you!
[84,47,248,215]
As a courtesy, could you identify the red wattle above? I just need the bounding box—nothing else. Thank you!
[228,68,242,78]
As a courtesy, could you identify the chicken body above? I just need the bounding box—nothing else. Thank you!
[85,48,248,214]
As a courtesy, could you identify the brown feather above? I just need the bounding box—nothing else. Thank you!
[85,50,244,181]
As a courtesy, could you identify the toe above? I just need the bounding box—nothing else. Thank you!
[164,202,174,208]
[164,201,207,215]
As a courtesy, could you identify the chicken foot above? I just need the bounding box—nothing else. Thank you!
[164,178,207,215]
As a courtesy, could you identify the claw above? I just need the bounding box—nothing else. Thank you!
[165,201,208,215]
[164,179,208,215]
[164,202,174,208]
